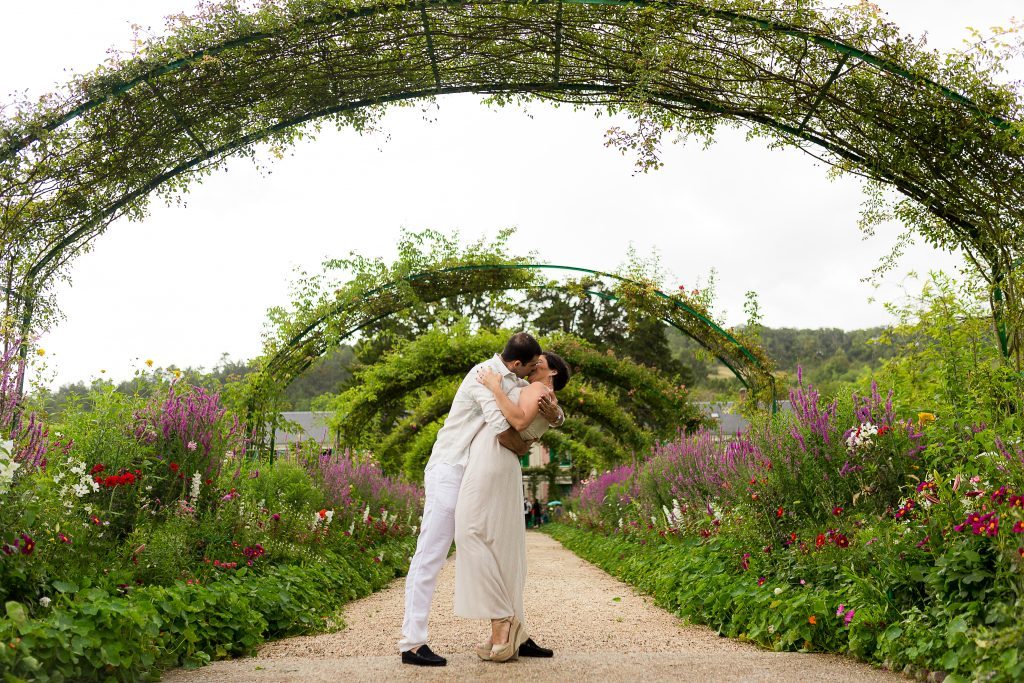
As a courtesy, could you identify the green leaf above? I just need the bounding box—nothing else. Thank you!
[5,601,27,625]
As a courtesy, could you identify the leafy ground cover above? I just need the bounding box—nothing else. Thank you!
[0,350,421,681]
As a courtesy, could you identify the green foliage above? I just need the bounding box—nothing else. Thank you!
[867,271,1024,430]
[318,323,706,477]
[243,460,325,518]
[0,535,414,681]
[547,524,1024,682]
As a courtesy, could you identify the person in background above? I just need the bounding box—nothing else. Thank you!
[524,496,532,529]
[531,498,542,528]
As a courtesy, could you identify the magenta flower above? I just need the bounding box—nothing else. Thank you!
[836,604,846,617]
[844,609,855,625]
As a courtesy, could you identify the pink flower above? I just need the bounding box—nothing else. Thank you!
[836,604,845,617]
[844,609,855,625]
[187,441,197,451]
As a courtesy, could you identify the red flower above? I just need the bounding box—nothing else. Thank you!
[757,576,766,586]
[90,463,105,475]
[834,534,850,548]
[832,506,843,516]
[318,509,328,519]
[19,533,34,555]
[58,533,72,545]
[776,507,784,518]
[816,534,826,549]
[1013,521,1024,534]
[169,462,180,473]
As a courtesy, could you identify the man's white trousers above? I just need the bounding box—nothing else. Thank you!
[398,463,463,652]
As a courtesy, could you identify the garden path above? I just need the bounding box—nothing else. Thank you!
[162,532,901,682]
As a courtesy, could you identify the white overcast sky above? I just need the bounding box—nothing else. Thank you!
[1,1,1021,388]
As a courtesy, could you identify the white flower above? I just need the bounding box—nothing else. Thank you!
[72,483,90,497]
[773,587,783,596]
[846,422,879,452]
[618,517,624,529]
[0,439,14,457]
[39,597,51,608]
[348,520,356,535]
[325,510,334,525]
[190,472,202,502]
[363,506,371,523]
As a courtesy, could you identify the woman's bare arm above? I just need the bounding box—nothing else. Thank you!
[477,369,546,431]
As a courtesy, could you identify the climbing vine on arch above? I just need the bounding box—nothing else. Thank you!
[1,0,1022,369]
[243,229,772,445]
[312,324,708,479]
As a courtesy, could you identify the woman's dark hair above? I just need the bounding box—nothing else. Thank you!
[501,332,542,364]
[543,351,571,391]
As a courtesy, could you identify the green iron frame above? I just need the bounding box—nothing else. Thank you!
[249,263,777,442]
[4,0,1020,392]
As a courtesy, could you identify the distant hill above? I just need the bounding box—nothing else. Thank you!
[667,326,895,399]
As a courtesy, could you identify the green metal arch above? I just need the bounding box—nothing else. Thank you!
[6,0,1022,385]
[1,0,1010,160]
[257,262,774,407]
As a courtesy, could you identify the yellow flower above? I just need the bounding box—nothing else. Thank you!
[917,412,936,428]
[100,369,106,374]
[35,348,45,356]
[173,370,182,379]
[145,359,154,368]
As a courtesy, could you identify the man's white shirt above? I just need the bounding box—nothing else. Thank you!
[424,354,529,472]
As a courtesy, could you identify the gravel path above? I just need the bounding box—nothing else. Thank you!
[162,532,901,682]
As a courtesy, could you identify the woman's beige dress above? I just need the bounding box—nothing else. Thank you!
[454,386,550,624]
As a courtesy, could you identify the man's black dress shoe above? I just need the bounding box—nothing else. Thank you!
[401,644,447,666]
[517,638,554,658]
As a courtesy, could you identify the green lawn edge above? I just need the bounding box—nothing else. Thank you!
[0,536,414,682]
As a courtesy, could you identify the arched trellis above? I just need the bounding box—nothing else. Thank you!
[247,262,775,442]
[310,326,705,476]
[2,0,1023,370]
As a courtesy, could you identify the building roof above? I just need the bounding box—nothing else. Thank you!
[697,401,792,437]
[273,411,333,449]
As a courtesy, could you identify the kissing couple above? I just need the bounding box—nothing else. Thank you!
[399,332,570,666]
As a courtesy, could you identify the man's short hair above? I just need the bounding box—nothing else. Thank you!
[501,332,542,364]
[543,352,571,391]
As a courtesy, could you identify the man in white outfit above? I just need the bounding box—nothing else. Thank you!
[399,332,563,666]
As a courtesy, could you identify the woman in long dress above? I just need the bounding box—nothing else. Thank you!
[454,351,571,662]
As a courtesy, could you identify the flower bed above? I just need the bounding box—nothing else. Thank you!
[0,349,424,680]
[0,534,414,681]
[557,371,1024,682]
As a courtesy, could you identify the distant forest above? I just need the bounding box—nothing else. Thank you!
[44,325,896,411]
